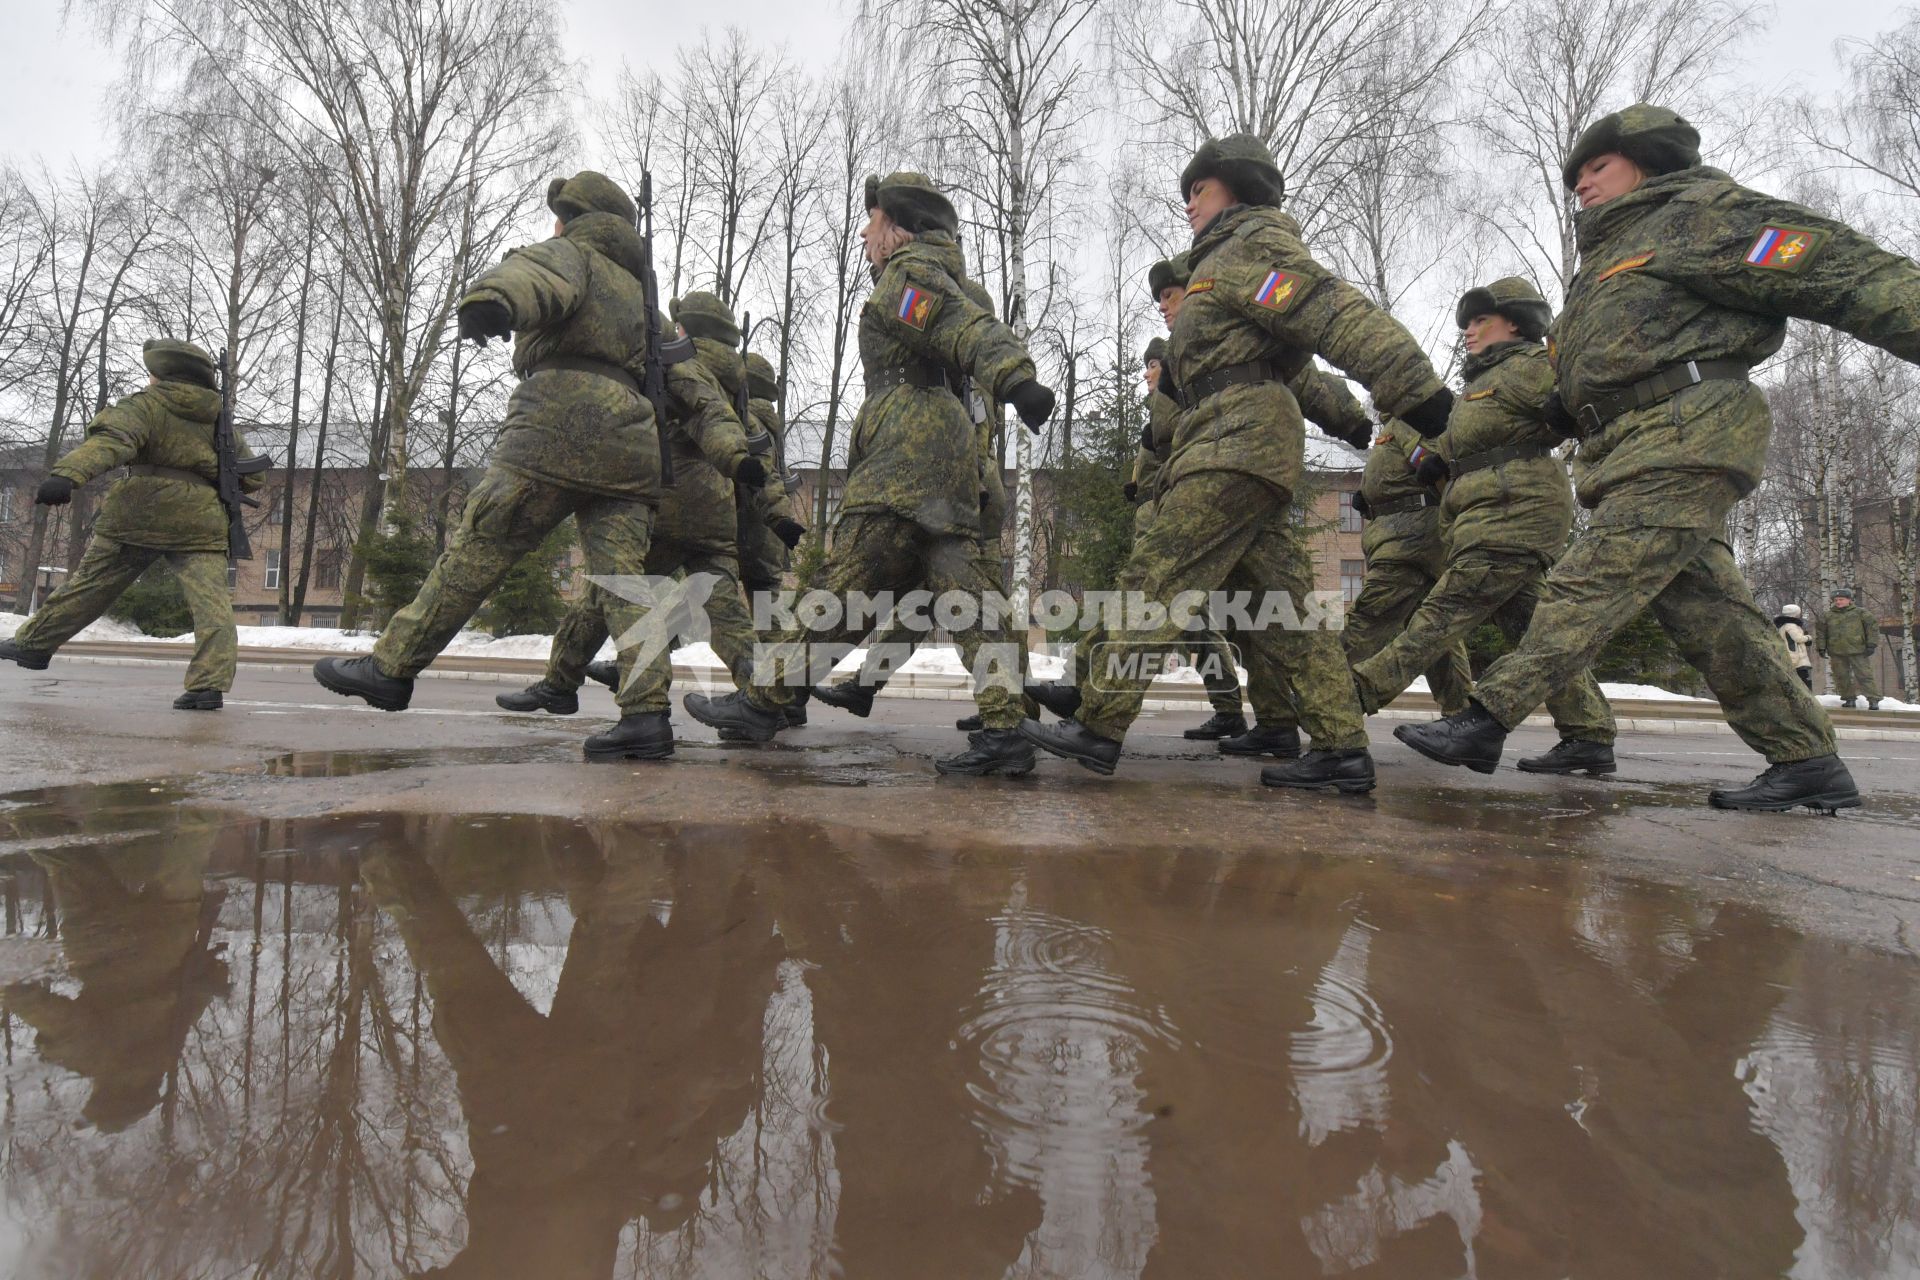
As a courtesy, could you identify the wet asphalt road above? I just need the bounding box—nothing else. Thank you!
[3,656,1918,955]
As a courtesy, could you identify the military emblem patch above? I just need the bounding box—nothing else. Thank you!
[1744,225,1826,272]
[1463,389,1495,401]
[1596,253,1654,283]
[1186,279,1216,296]
[896,287,937,330]
[1253,271,1300,311]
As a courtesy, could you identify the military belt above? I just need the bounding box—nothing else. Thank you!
[525,357,642,396]
[126,464,214,488]
[867,363,959,397]
[1173,359,1282,410]
[1575,358,1749,435]
[1450,442,1556,476]
[1366,493,1439,518]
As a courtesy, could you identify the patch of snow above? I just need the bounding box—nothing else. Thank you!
[0,611,149,643]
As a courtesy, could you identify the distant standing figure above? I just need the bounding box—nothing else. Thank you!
[1774,603,1813,690]
[1816,589,1881,710]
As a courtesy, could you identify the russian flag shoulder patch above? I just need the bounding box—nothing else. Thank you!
[1744,225,1827,273]
[896,286,938,330]
[1253,270,1302,311]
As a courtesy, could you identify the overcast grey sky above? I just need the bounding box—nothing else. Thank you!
[0,0,1902,175]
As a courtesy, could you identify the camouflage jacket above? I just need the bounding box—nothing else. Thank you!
[737,397,795,586]
[652,338,752,553]
[1168,205,1444,502]
[459,212,661,501]
[51,380,266,554]
[1134,388,1182,505]
[845,231,1038,537]
[957,274,1013,544]
[1439,341,1572,559]
[1556,167,1920,525]
[1817,604,1878,655]
[1357,417,1445,571]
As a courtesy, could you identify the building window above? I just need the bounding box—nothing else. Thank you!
[227,561,239,589]
[0,487,13,522]
[266,488,285,521]
[315,548,342,591]
[1338,489,1364,533]
[263,549,281,590]
[1341,559,1366,603]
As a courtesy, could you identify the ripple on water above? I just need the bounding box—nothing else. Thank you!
[1291,924,1393,1144]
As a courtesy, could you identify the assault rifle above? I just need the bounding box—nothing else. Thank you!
[637,171,676,487]
[214,348,271,560]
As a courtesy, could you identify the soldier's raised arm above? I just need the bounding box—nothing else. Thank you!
[50,396,157,485]
[1289,365,1374,449]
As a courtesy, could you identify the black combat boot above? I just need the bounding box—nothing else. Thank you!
[955,713,984,731]
[1017,717,1122,775]
[1841,697,1857,708]
[1393,702,1507,774]
[1217,722,1302,758]
[1869,699,1882,711]
[494,681,580,715]
[583,712,675,762]
[313,655,414,711]
[0,639,51,670]
[935,728,1037,777]
[1260,749,1376,794]
[173,690,223,711]
[786,688,810,727]
[1184,710,1250,741]
[684,690,786,742]
[811,680,877,717]
[585,660,620,692]
[1024,679,1083,720]
[1515,738,1617,776]
[1708,755,1862,812]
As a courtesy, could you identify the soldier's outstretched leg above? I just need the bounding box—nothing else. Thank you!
[10,538,158,664]
[1187,629,1249,740]
[578,496,676,761]
[1342,558,1472,716]
[315,470,577,712]
[1223,633,1302,758]
[168,549,240,708]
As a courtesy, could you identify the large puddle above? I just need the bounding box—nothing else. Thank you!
[0,779,1915,1278]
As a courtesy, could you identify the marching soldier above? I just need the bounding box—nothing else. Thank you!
[1020,135,1453,791]
[1348,277,1617,773]
[1816,588,1880,710]
[312,172,691,762]
[0,338,265,709]
[1397,104,1920,811]
[683,171,1056,776]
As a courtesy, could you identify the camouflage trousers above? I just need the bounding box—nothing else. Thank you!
[1076,471,1367,750]
[538,536,761,711]
[373,467,669,714]
[1828,653,1880,704]
[1341,556,1473,717]
[749,511,1022,729]
[1065,625,1268,720]
[1474,490,1834,763]
[15,536,236,691]
[1352,550,1615,743]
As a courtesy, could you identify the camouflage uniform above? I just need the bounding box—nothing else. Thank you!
[1351,293,1614,744]
[1073,172,1448,749]
[745,189,1039,730]
[13,339,264,692]
[1340,417,1474,717]
[370,174,673,714]
[739,352,797,594]
[1816,600,1880,706]
[1471,109,1920,763]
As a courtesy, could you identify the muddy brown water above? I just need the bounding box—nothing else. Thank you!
[0,775,1915,1279]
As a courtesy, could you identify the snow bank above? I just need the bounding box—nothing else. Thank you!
[0,611,148,643]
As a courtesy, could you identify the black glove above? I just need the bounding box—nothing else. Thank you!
[735,456,768,488]
[1123,481,1139,502]
[35,476,74,506]
[457,299,513,347]
[771,517,806,549]
[1349,490,1372,520]
[980,489,991,511]
[1542,392,1583,439]
[1008,379,1055,431]
[1140,421,1155,450]
[1403,387,1455,438]
[1412,448,1450,487]
[1335,419,1371,450]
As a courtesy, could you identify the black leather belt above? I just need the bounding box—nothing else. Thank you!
[867,363,959,396]
[525,356,642,396]
[1173,358,1281,410]
[126,464,213,487]
[1451,442,1556,476]
[1366,493,1439,518]
[1576,358,1748,435]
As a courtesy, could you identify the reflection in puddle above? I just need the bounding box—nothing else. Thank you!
[0,784,1914,1278]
